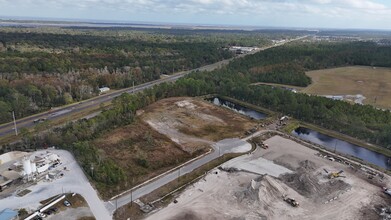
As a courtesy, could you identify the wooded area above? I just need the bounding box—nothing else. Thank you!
[0,29,234,122]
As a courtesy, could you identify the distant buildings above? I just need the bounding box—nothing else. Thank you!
[228,46,259,54]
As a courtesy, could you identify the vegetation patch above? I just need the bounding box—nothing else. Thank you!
[303,66,391,110]
[92,119,198,198]
[141,97,258,150]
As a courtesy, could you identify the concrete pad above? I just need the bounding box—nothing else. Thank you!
[222,154,292,177]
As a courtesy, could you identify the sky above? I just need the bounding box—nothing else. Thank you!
[0,0,391,29]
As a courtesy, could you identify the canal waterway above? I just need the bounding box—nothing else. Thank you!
[209,97,267,120]
[292,127,391,170]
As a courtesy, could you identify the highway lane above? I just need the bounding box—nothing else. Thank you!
[0,54,237,138]
[0,67,195,138]
[0,35,308,139]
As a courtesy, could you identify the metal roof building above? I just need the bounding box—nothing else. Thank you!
[0,208,18,220]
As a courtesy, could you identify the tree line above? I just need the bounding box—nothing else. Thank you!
[0,30,233,123]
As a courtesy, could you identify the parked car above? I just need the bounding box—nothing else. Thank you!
[38,212,46,218]
[64,200,71,207]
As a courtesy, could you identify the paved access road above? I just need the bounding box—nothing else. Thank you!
[0,35,308,139]
[105,138,253,214]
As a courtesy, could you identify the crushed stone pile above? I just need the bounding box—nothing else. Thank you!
[235,174,289,205]
[280,160,351,203]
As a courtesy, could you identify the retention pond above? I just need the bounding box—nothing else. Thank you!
[208,97,267,120]
[292,127,391,170]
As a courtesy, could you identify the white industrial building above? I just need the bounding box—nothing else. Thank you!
[9,152,60,179]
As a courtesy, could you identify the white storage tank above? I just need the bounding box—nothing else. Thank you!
[31,162,37,173]
[23,157,32,175]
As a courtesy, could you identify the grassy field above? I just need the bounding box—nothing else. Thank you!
[92,119,199,199]
[303,66,391,109]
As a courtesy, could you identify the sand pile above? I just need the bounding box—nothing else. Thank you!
[235,175,290,206]
[280,160,351,203]
[257,175,289,205]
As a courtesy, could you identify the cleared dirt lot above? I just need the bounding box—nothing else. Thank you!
[146,135,391,220]
[141,97,258,153]
[93,97,256,199]
[303,66,391,109]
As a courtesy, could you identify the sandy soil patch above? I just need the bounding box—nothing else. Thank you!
[141,97,257,153]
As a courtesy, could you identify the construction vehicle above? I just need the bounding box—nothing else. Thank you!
[323,169,346,179]
[383,187,391,197]
[283,195,299,207]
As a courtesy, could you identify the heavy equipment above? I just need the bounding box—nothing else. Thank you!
[283,195,299,207]
[323,169,346,179]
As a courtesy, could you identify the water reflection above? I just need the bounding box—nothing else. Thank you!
[292,127,391,170]
[209,97,267,120]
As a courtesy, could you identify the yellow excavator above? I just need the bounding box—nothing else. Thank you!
[323,169,346,179]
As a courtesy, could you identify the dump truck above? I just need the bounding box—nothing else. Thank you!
[283,195,299,207]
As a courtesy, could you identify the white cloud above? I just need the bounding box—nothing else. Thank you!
[0,0,390,28]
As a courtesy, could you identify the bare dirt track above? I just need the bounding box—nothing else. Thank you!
[146,135,391,220]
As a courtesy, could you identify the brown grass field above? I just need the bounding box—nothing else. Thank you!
[141,97,257,153]
[303,66,391,109]
[92,119,197,198]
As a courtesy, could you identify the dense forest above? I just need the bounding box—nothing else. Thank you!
[173,41,391,149]
[0,27,314,123]
[224,41,391,87]
[0,28,235,122]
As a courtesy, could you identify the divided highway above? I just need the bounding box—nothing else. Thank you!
[0,35,308,139]
[0,60,227,138]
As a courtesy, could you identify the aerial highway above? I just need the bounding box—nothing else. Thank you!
[0,58,230,138]
[0,35,308,139]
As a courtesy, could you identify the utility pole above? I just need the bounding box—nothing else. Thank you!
[132,81,135,93]
[12,111,18,136]
[90,164,94,177]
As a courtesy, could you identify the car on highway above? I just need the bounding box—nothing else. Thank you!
[64,200,71,207]
[38,212,46,218]
[33,118,47,124]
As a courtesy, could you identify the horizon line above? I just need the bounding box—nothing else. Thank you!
[1,15,391,32]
